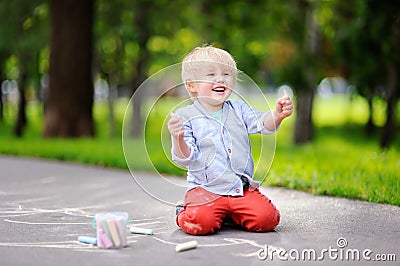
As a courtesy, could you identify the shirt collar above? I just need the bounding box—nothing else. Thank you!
[193,99,230,117]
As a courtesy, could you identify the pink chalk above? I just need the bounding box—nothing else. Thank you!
[97,222,113,248]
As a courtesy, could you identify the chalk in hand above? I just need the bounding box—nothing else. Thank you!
[171,112,183,119]
[283,87,288,97]
[130,226,154,235]
[78,236,97,245]
[278,85,292,99]
[175,240,198,252]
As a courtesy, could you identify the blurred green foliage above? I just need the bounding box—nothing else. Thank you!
[0,0,398,93]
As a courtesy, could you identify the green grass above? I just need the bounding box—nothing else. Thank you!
[269,127,399,205]
[0,100,129,169]
[0,95,399,206]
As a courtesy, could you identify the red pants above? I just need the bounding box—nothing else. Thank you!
[176,186,280,235]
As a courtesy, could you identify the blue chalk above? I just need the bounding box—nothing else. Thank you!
[78,236,97,245]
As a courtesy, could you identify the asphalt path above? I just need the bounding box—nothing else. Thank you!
[0,156,398,265]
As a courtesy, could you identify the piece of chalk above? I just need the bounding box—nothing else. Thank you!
[170,113,182,119]
[175,240,198,252]
[99,232,113,248]
[78,236,97,245]
[99,222,114,248]
[130,226,154,235]
[106,219,121,247]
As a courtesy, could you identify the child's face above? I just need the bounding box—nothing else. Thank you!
[186,63,234,111]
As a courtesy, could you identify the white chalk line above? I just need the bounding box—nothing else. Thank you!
[152,234,286,258]
[152,236,271,249]
[152,236,177,246]
[129,216,165,222]
[236,245,286,258]
[0,206,95,218]
[0,239,138,250]
[4,219,90,225]
[3,208,273,253]
[3,215,165,226]
[1,212,168,250]
[0,200,134,218]
[0,196,53,204]
[129,221,165,227]
[0,241,85,249]
[0,201,137,222]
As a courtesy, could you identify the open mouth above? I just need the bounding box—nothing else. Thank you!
[212,86,226,93]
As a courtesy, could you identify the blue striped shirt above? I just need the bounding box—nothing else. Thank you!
[172,99,277,196]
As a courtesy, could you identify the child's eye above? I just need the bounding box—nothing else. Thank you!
[206,73,215,77]
[224,73,231,77]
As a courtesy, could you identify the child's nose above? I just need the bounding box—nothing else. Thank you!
[215,73,225,83]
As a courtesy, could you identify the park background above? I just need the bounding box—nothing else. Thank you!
[0,0,398,206]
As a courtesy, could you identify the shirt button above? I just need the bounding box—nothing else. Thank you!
[228,148,231,153]
[236,188,240,193]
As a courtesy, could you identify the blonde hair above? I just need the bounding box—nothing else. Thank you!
[181,45,238,83]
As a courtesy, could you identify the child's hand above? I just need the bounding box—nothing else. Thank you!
[275,94,293,119]
[168,113,191,158]
[168,113,184,139]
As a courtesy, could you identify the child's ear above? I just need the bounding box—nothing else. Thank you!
[185,81,197,94]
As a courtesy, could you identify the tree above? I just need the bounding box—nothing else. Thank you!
[269,0,325,144]
[43,0,95,137]
[376,1,400,148]
[0,0,47,136]
[128,0,153,137]
[331,0,400,148]
[0,55,7,122]
[94,0,128,137]
[293,0,323,144]
[196,0,271,82]
[128,0,187,137]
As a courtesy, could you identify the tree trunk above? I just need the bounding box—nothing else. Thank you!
[294,90,314,144]
[0,87,3,122]
[130,55,147,137]
[293,1,318,145]
[380,65,397,149]
[130,0,152,137]
[106,73,117,137]
[13,67,27,137]
[0,54,7,122]
[43,0,94,138]
[380,18,399,149]
[365,95,375,135]
[0,77,4,122]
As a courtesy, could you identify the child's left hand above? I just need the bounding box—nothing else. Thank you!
[275,94,293,119]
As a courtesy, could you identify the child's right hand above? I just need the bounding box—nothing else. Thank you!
[167,113,184,139]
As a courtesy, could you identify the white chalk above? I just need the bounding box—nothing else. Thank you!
[130,226,154,235]
[175,240,198,252]
[170,112,183,120]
